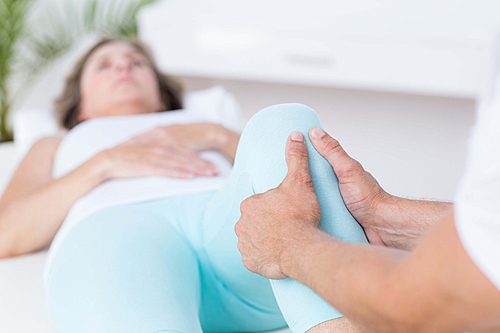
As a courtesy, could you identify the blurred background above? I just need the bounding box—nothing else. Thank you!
[2,0,500,202]
[1,1,500,331]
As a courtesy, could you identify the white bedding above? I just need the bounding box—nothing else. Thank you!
[0,139,291,333]
[0,248,290,333]
[0,121,291,333]
[0,84,291,332]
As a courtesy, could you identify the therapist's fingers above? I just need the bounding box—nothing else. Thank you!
[282,131,314,191]
[309,127,364,180]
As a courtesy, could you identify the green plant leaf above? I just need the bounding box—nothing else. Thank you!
[0,0,160,140]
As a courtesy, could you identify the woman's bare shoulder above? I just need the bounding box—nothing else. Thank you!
[31,136,63,153]
[24,136,64,175]
[24,136,63,165]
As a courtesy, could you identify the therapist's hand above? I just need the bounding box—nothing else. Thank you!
[308,127,412,249]
[235,132,321,280]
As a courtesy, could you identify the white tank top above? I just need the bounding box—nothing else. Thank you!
[46,109,232,276]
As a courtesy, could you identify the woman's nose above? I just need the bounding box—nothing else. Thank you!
[114,58,132,72]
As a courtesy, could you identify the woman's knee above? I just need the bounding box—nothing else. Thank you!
[244,103,321,138]
[233,103,325,192]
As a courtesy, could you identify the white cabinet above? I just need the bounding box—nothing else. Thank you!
[139,0,500,99]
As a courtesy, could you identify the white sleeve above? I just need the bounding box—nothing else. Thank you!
[454,92,500,292]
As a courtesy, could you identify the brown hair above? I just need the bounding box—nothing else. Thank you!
[54,37,183,129]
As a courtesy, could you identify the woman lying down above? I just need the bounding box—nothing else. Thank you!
[0,37,370,333]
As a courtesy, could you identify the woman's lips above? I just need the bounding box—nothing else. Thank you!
[115,76,135,85]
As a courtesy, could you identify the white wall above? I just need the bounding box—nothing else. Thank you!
[8,57,476,202]
[139,0,500,99]
[178,76,476,201]
[6,33,477,203]
[5,0,482,204]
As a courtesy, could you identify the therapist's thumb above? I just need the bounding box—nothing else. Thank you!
[283,131,314,190]
[309,127,363,180]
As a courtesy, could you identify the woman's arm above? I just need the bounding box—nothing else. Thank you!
[0,137,222,258]
[210,124,240,163]
[0,137,106,258]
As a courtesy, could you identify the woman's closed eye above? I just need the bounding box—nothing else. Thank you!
[132,58,148,67]
[97,61,111,71]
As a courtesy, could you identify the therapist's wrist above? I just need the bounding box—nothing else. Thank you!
[280,227,330,279]
[372,195,416,249]
[374,196,451,251]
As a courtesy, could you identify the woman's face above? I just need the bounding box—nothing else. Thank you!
[78,41,165,121]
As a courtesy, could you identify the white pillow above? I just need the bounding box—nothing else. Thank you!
[12,85,241,158]
[183,85,241,132]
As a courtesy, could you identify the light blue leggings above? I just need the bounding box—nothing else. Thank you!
[44,104,368,333]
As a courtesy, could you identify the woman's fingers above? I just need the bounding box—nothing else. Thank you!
[156,158,217,177]
[168,146,219,171]
[103,144,221,179]
[154,167,196,179]
[118,140,219,176]
[156,147,219,176]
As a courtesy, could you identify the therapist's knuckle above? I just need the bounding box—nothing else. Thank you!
[234,221,243,236]
[240,197,257,212]
[236,240,246,254]
[335,159,361,179]
[304,205,321,222]
[242,259,254,272]
[288,144,308,159]
[351,159,364,172]
[240,199,250,212]
[284,174,310,194]
[303,174,314,187]
[322,137,342,156]
[290,172,310,186]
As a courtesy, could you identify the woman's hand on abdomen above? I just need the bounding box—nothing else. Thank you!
[0,138,219,259]
[94,144,219,180]
[120,123,240,163]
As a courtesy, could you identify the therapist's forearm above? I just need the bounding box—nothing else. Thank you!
[280,228,411,332]
[284,216,500,333]
[378,196,452,250]
[0,158,107,258]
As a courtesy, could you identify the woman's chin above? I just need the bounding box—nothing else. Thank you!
[106,99,158,116]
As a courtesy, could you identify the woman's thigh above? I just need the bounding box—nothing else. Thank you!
[201,172,286,332]
[203,104,368,333]
[44,204,202,333]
